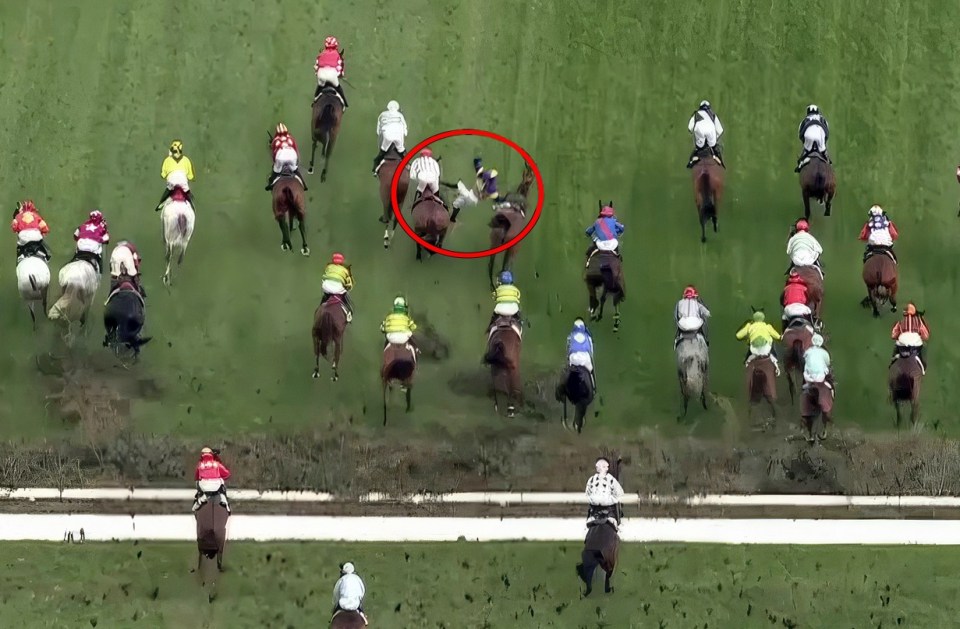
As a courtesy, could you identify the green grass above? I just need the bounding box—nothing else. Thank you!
[0,541,954,627]
[2,0,960,446]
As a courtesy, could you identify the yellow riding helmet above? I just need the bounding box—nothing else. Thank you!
[170,140,183,156]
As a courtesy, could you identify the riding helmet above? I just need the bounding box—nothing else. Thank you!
[275,123,288,136]
[387,100,400,112]
[807,104,819,114]
[699,100,711,109]
[324,36,339,49]
[868,205,884,216]
[499,271,513,285]
[331,252,345,264]
[683,285,698,299]
[794,219,810,232]
[170,140,183,156]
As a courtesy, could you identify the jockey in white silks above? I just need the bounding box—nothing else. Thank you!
[332,562,368,625]
[686,100,725,168]
[372,100,408,175]
[802,333,831,385]
[585,457,624,530]
[567,318,596,391]
[675,285,710,347]
[795,104,831,172]
[785,218,822,275]
[409,148,441,200]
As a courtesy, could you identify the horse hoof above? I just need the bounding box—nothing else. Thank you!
[701,237,707,244]
[331,376,338,382]
[312,370,320,379]
[307,168,314,175]
[301,247,310,257]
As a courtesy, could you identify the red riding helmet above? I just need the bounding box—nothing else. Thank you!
[599,206,615,218]
[795,219,810,232]
[88,210,104,223]
[420,148,433,158]
[324,36,339,49]
[331,253,345,265]
[683,285,698,299]
[18,200,35,214]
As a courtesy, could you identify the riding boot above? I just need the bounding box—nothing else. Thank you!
[156,188,171,211]
[794,151,808,173]
[686,147,699,169]
[336,84,348,108]
[265,172,278,191]
[589,370,597,392]
[15,244,25,261]
[341,293,354,322]
[295,168,308,191]
[450,206,461,223]
[372,150,386,175]
[313,84,322,100]
[584,244,598,268]
[920,346,928,372]
[135,276,146,299]
[713,148,726,169]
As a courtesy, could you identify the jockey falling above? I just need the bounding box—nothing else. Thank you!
[332,562,368,625]
[266,123,308,191]
[372,100,408,175]
[781,271,813,329]
[409,148,442,201]
[109,241,145,297]
[73,210,110,273]
[675,285,710,346]
[584,204,624,267]
[474,157,504,203]
[890,303,930,372]
[381,296,419,361]
[321,253,354,322]
[585,457,624,530]
[802,333,832,386]
[192,447,231,513]
[736,310,782,376]
[686,100,725,168]
[314,36,348,107]
[567,318,597,392]
[490,271,522,331]
[795,104,831,172]
[785,219,823,275]
[157,140,195,211]
[12,200,52,262]
[859,205,899,263]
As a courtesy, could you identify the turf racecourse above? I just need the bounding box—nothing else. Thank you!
[1,542,954,627]
[2,1,960,448]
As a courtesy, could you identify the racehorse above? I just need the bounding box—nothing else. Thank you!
[103,275,151,358]
[331,610,366,629]
[860,251,898,317]
[312,297,348,381]
[411,188,449,261]
[781,319,814,403]
[381,341,416,425]
[585,252,625,332]
[676,331,709,418]
[379,145,409,249]
[486,165,535,289]
[483,317,523,417]
[15,244,50,331]
[890,353,923,427]
[691,147,724,243]
[160,191,196,286]
[556,365,594,433]
[800,380,834,443]
[746,356,777,419]
[195,498,228,572]
[791,265,824,324]
[577,457,622,596]
[799,156,836,219]
[272,175,309,256]
[47,256,100,341]
[309,87,344,183]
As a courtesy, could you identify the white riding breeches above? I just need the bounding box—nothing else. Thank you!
[416,174,440,195]
[386,331,413,345]
[677,316,704,332]
[693,120,718,148]
[197,479,224,493]
[803,125,827,152]
[494,302,519,316]
[274,147,298,173]
[16,229,42,245]
[783,303,812,319]
[790,249,819,267]
[76,239,103,256]
[595,238,619,251]
[896,332,923,348]
[110,247,138,277]
[453,181,478,209]
[338,596,362,611]
[867,230,894,247]
[569,351,594,372]
[316,67,340,86]
[803,370,828,384]
[380,128,406,152]
[750,342,773,357]
[322,279,346,295]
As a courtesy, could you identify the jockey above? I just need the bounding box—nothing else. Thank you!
[11,200,52,261]
[266,123,308,191]
[736,310,782,376]
[332,562,368,625]
[585,457,624,529]
[802,333,832,386]
[859,205,899,263]
[192,447,231,513]
[785,219,823,275]
[584,203,624,267]
[109,241,145,297]
[73,210,110,273]
[473,157,504,203]
[314,36,348,107]
[489,271,522,331]
[780,271,813,329]
[321,253,354,322]
[686,100,725,168]
[381,296,418,360]
[795,104,831,172]
[890,303,930,372]
[675,285,711,346]
[567,318,596,392]
[372,100,408,175]
[157,140,195,211]
[409,148,442,202]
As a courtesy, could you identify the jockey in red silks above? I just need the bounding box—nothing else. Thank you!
[891,302,930,373]
[314,36,348,107]
[73,210,110,273]
[12,200,52,261]
[192,447,231,513]
[266,123,308,191]
[780,271,813,330]
[858,204,899,263]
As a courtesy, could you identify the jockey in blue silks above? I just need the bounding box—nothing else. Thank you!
[585,202,624,267]
[567,318,596,392]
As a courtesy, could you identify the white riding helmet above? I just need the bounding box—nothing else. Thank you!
[807,104,819,114]
[393,296,406,308]
[341,562,355,574]
[811,333,824,347]
[699,100,711,109]
[387,100,400,112]
[869,205,884,216]
[595,457,610,475]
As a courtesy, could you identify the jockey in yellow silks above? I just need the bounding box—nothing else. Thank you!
[736,310,781,376]
[381,296,418,361]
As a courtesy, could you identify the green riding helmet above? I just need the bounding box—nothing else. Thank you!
[752,311,765,322]
[392,295,408,314]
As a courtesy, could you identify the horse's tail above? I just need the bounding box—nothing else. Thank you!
[318,309,335,358]
[698,171,715,217]
[384,354,415,382]
[281,185,298,216]
[875,266,889,297]
[600,265,618,293]
[814,169,826,195]
[177,212,188,237]
[483,339,508,367]
[489,213,511,234]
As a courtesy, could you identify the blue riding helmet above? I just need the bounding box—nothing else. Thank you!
[499,271,513,285]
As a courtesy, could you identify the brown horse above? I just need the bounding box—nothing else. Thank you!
[746,356,777,418]
[799,157,836,219]
[889,354,923,426]
[483,317,523,417]
[195,499,228,572]
[585,252,625,332]
[800,380,834,443]
[309,88,344,183]
[312,297,348,381]
[861,252,898,317]
[486,166,535,288]
[379,146,410,249]
[411,188,450,261]
[577,458,622,596]
[692,148,724,243]
[791,265,824,323]
[331,611,366,629]
[782,320,814,403]
[381,342,416,425]
[272,176,309,255]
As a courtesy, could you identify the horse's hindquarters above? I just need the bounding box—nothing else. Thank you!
[16,257,50,298]
[162,202,196,243]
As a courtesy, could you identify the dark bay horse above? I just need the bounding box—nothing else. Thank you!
[556,365,594,433]
[379,146,410,249]
[103,276,151,359]
[331,610,366,629]
[800,380,834,443]
[676,332,709,418]
[382,342,416,425]
[861,252,898,317]
[486,166,536,288]
[782,319,814,403]
[792,266,824,324]
[746,356,777,419]
[577,458,622,596]
[272,176,309,255]
[890,354,923,426]
[309,88,344,182]
[585,252,625,332]
[195,499,228,572]
[692,148,724,243]
[411,188,450,261]
[799,156,836,219]
[483,317,523,417]
[312,297,348,381]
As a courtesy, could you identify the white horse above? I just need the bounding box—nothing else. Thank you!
[47,258,100,340]
[160,171,196,286]
[16,253,50,330]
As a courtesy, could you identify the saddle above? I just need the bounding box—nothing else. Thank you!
[314,84,344,106]
[277,170,306,190]
[864,246,897,264]
[195,490,230,511]
[72,251,101,274]
[105,279,145,307]
[785,316,813,331]
[586,505,620,530]
[384,341,418,365]
[413,190,448,211]
[487,316,522,343]
[16,241,50,263]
